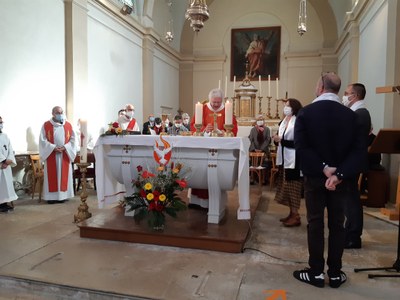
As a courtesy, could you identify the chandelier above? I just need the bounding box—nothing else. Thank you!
[165,1,174,42]
[297,0,307,36]
[185,0,210,33]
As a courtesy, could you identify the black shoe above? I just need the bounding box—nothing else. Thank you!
[344,239,361,249]
[0,203,9,213]
[329,271,347,288]
[293,268,325,288]
[6,204,14,211]
[47,200,56,204]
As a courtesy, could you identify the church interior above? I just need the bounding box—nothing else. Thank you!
[1,0,400,299]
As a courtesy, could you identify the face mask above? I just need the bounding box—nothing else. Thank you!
[55,114,65,123]
[183,119,189,125]
[342,95,351,107]
[126,111,134,118]
[155,124,161,128]
[149,117,155,122]
[0,124,3,131]
[175,123,181,128]
[283,106,292,116]
[256,120,264,126]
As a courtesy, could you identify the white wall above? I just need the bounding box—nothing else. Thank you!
[0,0,65,152]
[358,0,388,132]
[87,2,144,139]
[153,48,180,118]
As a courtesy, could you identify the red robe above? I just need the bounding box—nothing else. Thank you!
[190,102,238,136]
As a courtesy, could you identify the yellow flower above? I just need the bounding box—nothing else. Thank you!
[146,193,154,201]
[144,183,152,190]
[172,168,180,174]
[116,127,123,134]
[157,166,164,171]
[159,194,166,202]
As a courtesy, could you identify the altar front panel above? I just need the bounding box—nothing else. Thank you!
[94,135,251,223]
[107,145,239,195]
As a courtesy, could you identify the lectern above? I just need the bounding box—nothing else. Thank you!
[354,129,400,278]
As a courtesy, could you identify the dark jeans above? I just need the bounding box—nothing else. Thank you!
[304,176,352,276]
[344,177,363,242]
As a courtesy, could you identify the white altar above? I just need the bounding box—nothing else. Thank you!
[93,135,251,224]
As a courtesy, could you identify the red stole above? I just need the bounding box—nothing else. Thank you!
[127,118,137,130]
[44,121,72,192]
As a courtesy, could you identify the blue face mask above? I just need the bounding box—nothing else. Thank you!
[149,117,155,122]
[55,114,65,123]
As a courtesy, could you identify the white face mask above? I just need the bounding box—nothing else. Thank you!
[342,95,351,107]
[283,106,292,116]
[256,120,264,126]
[183,118,189,125]
[126,111,134,118]
[174,123,181,128]
[155,124,162,128]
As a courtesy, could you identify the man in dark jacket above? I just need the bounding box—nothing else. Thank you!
[341,83,371,249]
[293,72,365,288]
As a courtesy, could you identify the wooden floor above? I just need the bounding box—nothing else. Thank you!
[78,187,262,253]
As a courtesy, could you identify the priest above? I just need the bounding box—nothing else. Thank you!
[0,116,18,212]
[189,88,238,207]
[39,106,77,204]
[190,88,238,136]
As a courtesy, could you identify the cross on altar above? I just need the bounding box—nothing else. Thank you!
[209,112,222,137]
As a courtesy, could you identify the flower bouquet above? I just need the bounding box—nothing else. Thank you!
[101,122,126,136]
[125,163,187,230]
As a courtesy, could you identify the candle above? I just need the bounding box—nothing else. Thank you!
[195,102,203,125]
[233,76,236,96]
[79,119,88,163]
[276,77,279,99]
[218,80,221,90]
[224,76,228,97]
[268,75,271,97]
[225,100,233,125]
[258,75,262,97]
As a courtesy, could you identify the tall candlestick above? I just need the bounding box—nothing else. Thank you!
[195,102,203,124]
[276,77,279,99]
[224,76,228,97]
[218,80,221,90]
[268,75,271,97]
[258,75,262,97]
[225,100,233,125]
[233,76,236,96]
[79,119,88,163]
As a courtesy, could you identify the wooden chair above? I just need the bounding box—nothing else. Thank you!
[269,152,279,190]
[72,152,96,193]
[249,151,266,187]
[30,154,44,202]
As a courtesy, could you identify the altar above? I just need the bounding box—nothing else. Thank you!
[93,135,251,224]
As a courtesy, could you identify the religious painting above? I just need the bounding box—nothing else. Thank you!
[231,26,281,81]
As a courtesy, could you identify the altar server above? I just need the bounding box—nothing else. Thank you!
[0,116,18,212]
[39,106,77,204]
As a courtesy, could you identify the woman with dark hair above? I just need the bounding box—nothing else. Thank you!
[273,98,303,227]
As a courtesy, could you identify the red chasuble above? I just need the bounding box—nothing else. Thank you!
[190,103,238,136]
[44,121,73,192]
[127,118,137,130]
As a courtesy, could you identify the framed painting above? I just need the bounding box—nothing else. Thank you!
[231,26,281,81]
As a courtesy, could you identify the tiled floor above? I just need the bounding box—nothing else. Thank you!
[0,187,399,299]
